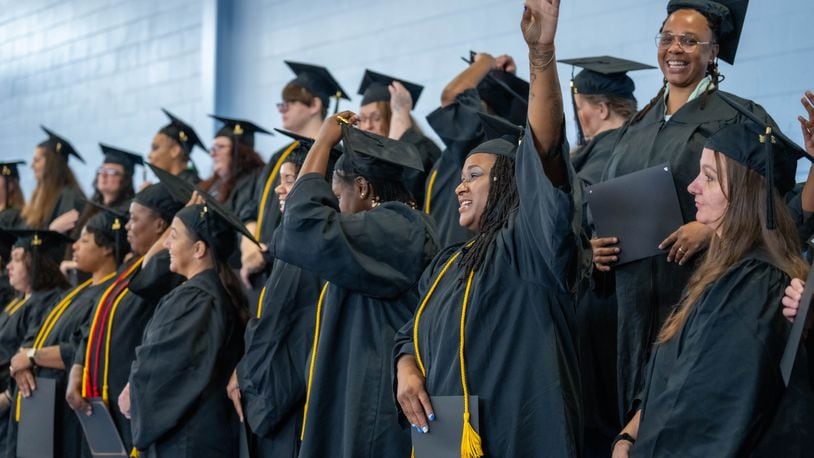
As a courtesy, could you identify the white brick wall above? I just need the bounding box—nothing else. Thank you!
[2,0,814,197]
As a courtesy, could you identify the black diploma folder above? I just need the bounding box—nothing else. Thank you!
[587,163,684,265]
[75,398,127,457]
[412,395,479,458]
[17,376,56,458]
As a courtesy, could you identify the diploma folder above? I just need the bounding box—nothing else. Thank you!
[587,163,684,265]
[411,395,479,458]
[75,398,127,457]
[17,376,56,458]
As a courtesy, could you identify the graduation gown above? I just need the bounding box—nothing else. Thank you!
[632,252,814,457]
[572,128,624,456]
[399,128,441,208]
[43,186,85,230]
[177,167,201,185]
[0,208,22,230]
[423,88,485,249]
[9,277,114,458]
[129,268,244,457]
[237,259,322,458]
[0,289,62,454]
[393,127,581,457]
[74,251,182,455]
[600,90,785,421]
[270,173,439,458]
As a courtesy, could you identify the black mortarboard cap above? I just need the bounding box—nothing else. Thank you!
[467,112,524,159]
[209,114,273,149]
[100,144,144,176]
[133,183,184,224]
[706,91,811,229]
[8,229,73,265]
[558,55,655,145]
[667,0,748,65]
[0,161,24,180]
[272,128,344,165]
[285,61,350,113]
[336,121,424,182]
[40,126,85,164]
[358,70,424,107]
[146,163,260,256]
[83,200,129,263]
[159,108,207,154]
[464,52,529,126]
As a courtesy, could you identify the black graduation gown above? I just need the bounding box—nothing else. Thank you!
[129,268,244,457]
[246,142,300,309]
[237,259,322,458]
[632,253,814,457]
[423,88,485,249]
[0,289,62,454]
[270,174,438,458]
[784,183,814,252]
[10,278,114,458]
[572,128,625,457]
[74,251,182,455]
[600,90,785,421]
[393,127,582,457]
[44,186,85,229]
[0,209,22,230]
[399,128,441,208]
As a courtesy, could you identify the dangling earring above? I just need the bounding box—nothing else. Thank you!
[371,195,381,208]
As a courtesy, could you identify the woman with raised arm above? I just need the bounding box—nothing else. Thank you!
[394,1,582,456]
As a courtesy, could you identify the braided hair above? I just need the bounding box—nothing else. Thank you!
[459,154,519,275]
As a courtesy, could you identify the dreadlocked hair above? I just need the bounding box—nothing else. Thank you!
[333,155,417,208]
[459,154,518,275]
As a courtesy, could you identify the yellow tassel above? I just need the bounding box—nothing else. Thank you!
[460,412,483,458]
[130,447,139,457]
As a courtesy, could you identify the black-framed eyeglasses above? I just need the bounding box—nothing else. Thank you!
[655,33,714,52]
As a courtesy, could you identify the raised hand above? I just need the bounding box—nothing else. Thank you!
[521,0,560,49]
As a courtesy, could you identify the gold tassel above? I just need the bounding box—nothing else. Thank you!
[130,447,139,457]
[460,412,483,458]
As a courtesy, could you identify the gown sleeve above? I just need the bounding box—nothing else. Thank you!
[128,250,183,303]
[511,124,576,291]
[426,88,485,169]
[632,261,790,457]
[272,173,436,299]
[128,286,226,449]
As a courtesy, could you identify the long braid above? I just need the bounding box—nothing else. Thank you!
[630,79,667,125]
[459,154,518,276]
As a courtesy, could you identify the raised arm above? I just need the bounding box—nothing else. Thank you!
[522,0,566,186]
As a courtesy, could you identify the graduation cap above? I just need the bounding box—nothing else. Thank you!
[159,108,207,154]
[464,52,529,126]
[666,0,748,65]
[83,200,129,263]
[99,143,144,178]
[7,229,73,265]
[336,119,423,182]
[705,91,811,229]
[468,112,524,160]
[132,183,184,224]
[146,163,260,259]
[209,114,273,149]
[285,61,351,114]
[358,70,424,107]
[40,126,85,164]
[558,55,655,146]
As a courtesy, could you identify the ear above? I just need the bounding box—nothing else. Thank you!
[308,98,323,117]
[598,102,611,121]
[192,240,208,260]
[169,142,184,161]
[354,177,371,199]
[153,217,169,236]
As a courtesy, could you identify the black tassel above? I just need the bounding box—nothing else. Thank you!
[763,127,776,230]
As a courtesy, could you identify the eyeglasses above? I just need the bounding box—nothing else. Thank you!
[96,167,123,177]
[655,33,714,52]
[276,100,305,111]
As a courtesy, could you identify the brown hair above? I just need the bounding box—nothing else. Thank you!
[1,175,25,210]
[200,138,265,204]
[579,93,637,122]
[282,83,327,119]
[22,144,85,229]
[658,152,808,342]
